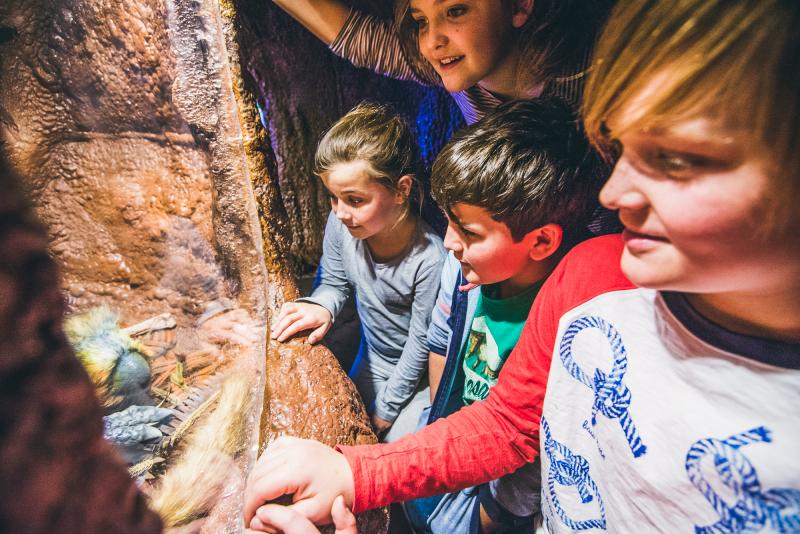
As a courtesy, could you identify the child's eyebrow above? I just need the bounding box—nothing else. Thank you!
[448,213,472,234]
[411,0,446,11]
[638,126,744,155]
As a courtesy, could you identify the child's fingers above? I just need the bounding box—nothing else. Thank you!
[275,316,322,343]
[271,303,297,332]
[288,498,334,527]
[331,496,357,534]
[276,302,297,322]
[271,312,304,340]
[247,516,279,534]
[306,323,330,344]
[254,504,320,534]
[243,465,300,525]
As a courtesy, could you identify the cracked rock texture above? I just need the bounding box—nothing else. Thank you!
[0,0,461,530]
[0,156,163,534]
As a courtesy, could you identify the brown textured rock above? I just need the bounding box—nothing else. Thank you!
[0,0,463,531]
[0,159,163,533]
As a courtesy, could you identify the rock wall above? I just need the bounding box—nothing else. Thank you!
[0,156,163,534]
[234,0,463,274]
[0,0,466,531]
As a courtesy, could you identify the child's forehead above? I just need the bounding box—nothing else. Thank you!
[448,202,492,223]
[606,70,759,147]
[448,202,509,232]
[322,161,375,189]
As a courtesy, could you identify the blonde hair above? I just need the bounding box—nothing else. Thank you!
[315,102,421,216]
[583,0,800,202]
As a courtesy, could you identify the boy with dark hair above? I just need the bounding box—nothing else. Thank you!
[406,97,608,533]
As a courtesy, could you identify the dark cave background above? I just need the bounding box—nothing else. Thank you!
[234,0,463,275]
[235,1,464,382]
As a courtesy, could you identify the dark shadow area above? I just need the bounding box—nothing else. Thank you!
[231,0,463,277]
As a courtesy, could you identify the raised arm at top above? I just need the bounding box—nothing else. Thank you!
[272,0,352,45]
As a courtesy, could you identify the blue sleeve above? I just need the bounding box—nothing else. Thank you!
[297,212,351,320]
[426,252,460,356]
[373,256,444,422]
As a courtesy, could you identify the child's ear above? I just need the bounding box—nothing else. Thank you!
[395,175,413,203]
[527,223,563,261]
[511,0,534,29]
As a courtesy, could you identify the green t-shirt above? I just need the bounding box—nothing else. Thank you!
[461,282,541,405]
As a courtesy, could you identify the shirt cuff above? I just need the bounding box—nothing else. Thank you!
[335,443,372,514]
[372,396,399,423]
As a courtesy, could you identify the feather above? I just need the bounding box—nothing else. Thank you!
[150,373,253,528]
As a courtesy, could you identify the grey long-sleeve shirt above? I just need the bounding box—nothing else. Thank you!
[300,211,445,422]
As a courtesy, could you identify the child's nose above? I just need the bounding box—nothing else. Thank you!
[421,19,448,53]
[599,157,648,211]
[334,202,351,221]
[443,224,462,252]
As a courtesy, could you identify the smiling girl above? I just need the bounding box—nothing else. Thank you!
[271,103,445,440]
[269,0,613,124]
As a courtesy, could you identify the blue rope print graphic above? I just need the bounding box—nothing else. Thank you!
[542,416,606,531]
[558,316,647,458]
[686,426,800,533]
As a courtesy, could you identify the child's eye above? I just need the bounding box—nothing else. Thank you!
[348,197,364,206]
[447,5,467,18]
[412,16,428,30]
[654,149,710,177]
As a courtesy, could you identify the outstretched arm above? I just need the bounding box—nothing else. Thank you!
[271,0,351,45]
[243,237,630,524]
[274,0,431,84]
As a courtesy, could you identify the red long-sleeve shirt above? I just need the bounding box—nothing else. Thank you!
[339,235,631,513]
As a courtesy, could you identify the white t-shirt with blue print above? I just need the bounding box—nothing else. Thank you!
[539,287,800,533]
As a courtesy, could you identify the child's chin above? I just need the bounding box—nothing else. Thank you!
[439,73,472,93]
[620,250,678,290]
[461,270,481,284]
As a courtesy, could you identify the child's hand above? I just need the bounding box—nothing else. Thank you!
[243,436,355,528]
[247,495,356,534]
[271,302,333,344]
[370,414,393,437]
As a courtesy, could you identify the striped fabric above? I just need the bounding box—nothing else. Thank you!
[330,9,588,124]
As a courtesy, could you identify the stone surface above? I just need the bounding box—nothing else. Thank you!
[0,0,462,531]
[0,158,163,533]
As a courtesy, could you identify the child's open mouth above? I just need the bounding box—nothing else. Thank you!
[438,56,464,70]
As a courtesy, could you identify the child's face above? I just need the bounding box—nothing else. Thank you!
[444,203,534,286]
[322,161,405,241]
[600,110,800,295]
[409,0,523,93]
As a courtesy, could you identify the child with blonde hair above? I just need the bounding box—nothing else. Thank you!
[271,102,445,441]
[248,1,800,531]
